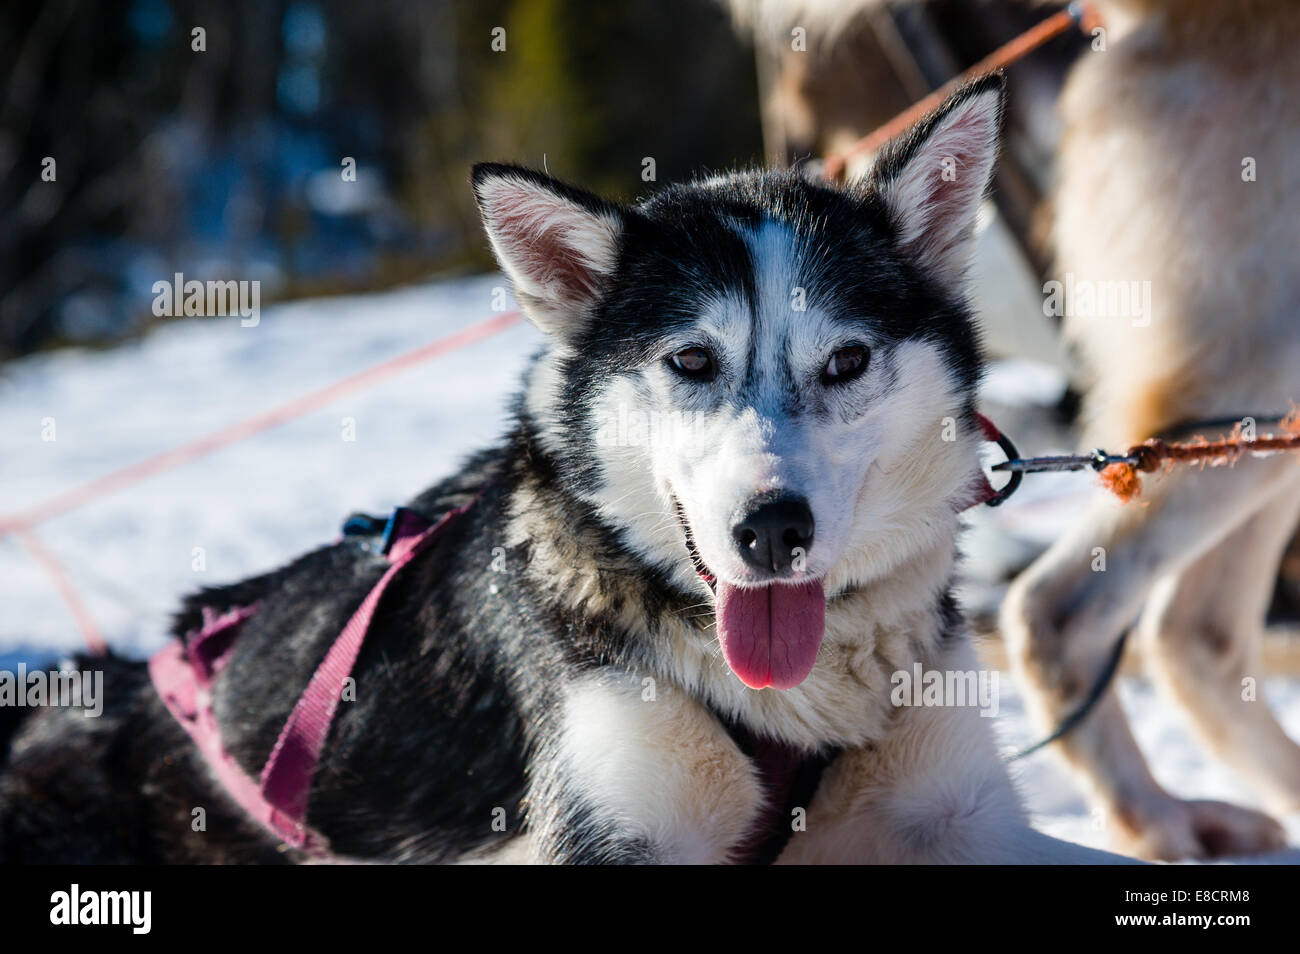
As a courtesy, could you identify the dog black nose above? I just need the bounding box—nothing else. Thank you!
[732,494,815,574]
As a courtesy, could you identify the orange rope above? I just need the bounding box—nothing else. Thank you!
[1099,411,1300,503]
[0,309,524,654]
[0,310,524,537]
[822,2,1100,181]
[11,526,108,655]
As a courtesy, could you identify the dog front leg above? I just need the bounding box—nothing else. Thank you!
[1002,459,1297,859]
[779,641,1139,864]
[785,705,1137,863]
[1139,480,1300,818]
[525,670,762,864]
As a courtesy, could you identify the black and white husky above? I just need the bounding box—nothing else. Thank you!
[0,76,1127,864]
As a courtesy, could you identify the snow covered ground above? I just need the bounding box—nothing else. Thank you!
[2,274,1298,860]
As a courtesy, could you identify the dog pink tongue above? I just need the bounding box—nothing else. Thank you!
[716,580,826,690]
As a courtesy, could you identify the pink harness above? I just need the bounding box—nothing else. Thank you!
[148,415,1016,861]
[150,502,475,858]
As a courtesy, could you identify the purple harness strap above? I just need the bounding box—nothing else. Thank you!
[150,501,473,858]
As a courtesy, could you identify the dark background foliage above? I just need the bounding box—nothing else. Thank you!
[0,0,761,358]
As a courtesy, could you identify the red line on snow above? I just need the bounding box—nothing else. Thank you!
[0,310,523,535]
[0,308,524,654]
[12,526,109,655]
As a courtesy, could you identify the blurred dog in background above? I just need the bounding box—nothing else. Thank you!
[1003,0,1300,861]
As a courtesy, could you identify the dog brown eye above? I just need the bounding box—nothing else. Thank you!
[669,347,715,380]
[823,345,869,383]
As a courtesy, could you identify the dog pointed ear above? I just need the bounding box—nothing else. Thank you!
[869,74,1004,293]
[471,163,626,337]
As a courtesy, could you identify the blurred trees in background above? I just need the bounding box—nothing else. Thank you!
[0,0,760,358]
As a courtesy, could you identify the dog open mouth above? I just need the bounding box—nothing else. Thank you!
[675,498,826,691]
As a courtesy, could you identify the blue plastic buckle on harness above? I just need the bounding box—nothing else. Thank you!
[341,507,428,557]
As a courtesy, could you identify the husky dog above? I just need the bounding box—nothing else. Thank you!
[0,77,1125,864]
[1002,0,1300,861]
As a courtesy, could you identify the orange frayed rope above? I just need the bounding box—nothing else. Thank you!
[989,408,1300,505]
[1098,410,1300,503]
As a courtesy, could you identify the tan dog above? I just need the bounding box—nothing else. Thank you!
[1003,0,1300,860]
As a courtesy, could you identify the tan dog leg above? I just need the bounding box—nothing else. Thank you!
[1140,476,1300,816]
[1002,458,1297,859]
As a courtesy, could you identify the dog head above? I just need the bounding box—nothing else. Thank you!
[473,76,1003,690]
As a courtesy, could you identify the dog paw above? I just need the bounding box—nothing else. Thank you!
[1114,798,1288,861]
